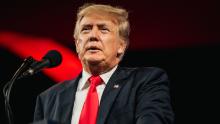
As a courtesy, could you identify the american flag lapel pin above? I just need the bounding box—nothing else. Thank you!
[113,84,119,89]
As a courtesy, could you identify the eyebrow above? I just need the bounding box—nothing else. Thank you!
[81,23,108,27]
[97,24,108,27]
[81,24,92,28]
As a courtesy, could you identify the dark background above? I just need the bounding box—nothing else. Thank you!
[1,0,220,124]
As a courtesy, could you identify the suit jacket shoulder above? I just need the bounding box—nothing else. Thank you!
[33,76,81,123]
[117,66,169,86]
[39,79,77,99]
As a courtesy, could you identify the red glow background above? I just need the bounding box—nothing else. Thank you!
[0,0,219,82]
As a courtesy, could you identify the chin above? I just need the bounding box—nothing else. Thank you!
[87,60,103,65]
[84,56,103,64]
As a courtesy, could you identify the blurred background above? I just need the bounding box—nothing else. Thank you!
[1,0,220,123]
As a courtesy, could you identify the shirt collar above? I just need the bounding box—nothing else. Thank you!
[78,65,118,90]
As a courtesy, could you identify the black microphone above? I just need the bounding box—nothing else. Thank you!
[21,50,62,77]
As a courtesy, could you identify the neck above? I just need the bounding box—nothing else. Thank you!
[83,63,117,75]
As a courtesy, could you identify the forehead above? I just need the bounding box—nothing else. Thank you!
[79,13,118,26]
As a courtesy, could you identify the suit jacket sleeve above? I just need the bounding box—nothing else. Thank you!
[135,68,174,124]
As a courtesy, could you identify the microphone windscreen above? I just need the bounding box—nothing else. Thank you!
[42,50,62,68]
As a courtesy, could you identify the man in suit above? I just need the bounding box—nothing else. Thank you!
[33,3,174,124]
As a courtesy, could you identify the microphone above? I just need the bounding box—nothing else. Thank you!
[21,50,62,77]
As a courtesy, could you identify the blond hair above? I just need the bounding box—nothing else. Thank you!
[73,3,130,46]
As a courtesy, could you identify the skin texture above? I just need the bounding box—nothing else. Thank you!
[75,13,126,75]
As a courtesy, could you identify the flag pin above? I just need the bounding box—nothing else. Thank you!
[113,84,119,88]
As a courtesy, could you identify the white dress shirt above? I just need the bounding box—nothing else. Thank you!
[71,66,118,124]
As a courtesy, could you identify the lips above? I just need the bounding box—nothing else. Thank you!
[86,45,102,51]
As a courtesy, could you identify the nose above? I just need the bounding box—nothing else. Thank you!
[89,36,98,41]
[88,27,99,41]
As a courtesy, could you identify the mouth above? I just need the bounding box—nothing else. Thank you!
[86,46,102,52]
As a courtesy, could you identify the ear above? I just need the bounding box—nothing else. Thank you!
[117,40,127,56]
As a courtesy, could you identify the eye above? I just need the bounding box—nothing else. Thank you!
[100,27,110,33]
[81,26,91,33]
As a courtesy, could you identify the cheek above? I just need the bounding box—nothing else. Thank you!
[77,38,85,48]
[105,42,119,55]
[76,41,84,55]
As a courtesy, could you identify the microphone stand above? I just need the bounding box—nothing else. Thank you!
[2,56,34,124]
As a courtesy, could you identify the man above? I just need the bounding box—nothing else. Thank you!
[33,3,174,124]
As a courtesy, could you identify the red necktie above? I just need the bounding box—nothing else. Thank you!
[79,75,103,124]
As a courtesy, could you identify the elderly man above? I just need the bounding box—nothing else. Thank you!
[33,3,174,124]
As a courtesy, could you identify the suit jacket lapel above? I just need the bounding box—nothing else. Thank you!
[55,74,81,123]
[97,67,129,124]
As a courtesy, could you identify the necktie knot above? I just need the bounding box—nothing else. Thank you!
[89,75,102,87]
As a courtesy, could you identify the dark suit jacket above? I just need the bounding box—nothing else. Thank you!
[33,67,174,124]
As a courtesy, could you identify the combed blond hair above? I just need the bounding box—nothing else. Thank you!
[73,3,130,46]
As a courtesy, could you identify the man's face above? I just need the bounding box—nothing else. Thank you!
[75,13,126,70]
